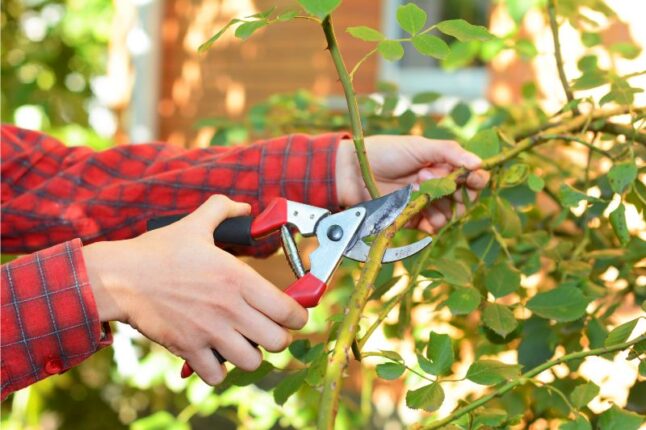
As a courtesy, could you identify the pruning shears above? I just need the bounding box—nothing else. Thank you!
[147,185,431,377]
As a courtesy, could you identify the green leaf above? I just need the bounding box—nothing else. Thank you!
[289,339,311,362]
[378,40,405,61]
[560,416,592,430]
[528,173,545,192]
[609,203,630,246]
[446,286,481,315]
[581,31,602,47]
[570,382,600,409]
[224,361,274,386]
[610,42,641,59]
[429,258,472,286]
[608,161,638,194]
[500,164,529,188]
[485,261,521,298]
[234,20,268,40]
[412,34,449,59]
[198,19,241,52]
[558,184,599,208]
[346,26,384,42]
[420,177,457,200]
[526,286,589,322]
[246,6,276,19]
[483,303,518,337]
[605,318,639,347]
[466,360,521,385]
[473,408,508,429]
[405,383,445,412]
[273,369,307,405]
[131,411,189,430]
[375,350,404,362]
[425,332,454,375]
[492,196,522,238]
[442,40,479,69]
[587,317,609,348]
[437,19,494,42]
[465,129,500,159]
[572,71,607,90]
[396,3,427,35]
[505,0,536,23]
[450,102,472,126]
[297,0,341,19]
[376,362,406,380]
[277,10,299,21]
[412,91,441,104]
[598,405,644,430]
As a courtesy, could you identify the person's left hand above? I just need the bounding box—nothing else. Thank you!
[335,135,490,233]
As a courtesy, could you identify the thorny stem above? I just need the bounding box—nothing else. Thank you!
[547,0,577,113]
[317,195,430,430]
[419,334,646,429]
[318,105,644,429]
[540,134,613,158]
[321,16,381,198]
[349,47,378,80]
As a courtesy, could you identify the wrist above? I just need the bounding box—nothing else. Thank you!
[82,240,135,323]
[335,138,364,207]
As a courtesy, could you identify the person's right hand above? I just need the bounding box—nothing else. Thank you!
[82,195,308,385]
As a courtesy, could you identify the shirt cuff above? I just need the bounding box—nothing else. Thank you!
[1,239,112,400]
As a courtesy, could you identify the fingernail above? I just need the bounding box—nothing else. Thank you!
[463,153,481,168]
[419,170,436,182]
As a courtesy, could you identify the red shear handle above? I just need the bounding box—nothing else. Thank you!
[250,197,287,237]
[284,273,328,308]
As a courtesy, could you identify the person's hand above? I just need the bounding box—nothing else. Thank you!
[82,195,308,385]
[335,135,490,233]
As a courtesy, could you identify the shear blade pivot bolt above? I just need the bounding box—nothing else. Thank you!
[327,225,343,241]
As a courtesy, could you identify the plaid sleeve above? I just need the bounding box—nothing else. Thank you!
[1,239,112,400]
[1,125,346,256]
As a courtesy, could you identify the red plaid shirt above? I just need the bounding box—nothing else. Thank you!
[1,125,344,399]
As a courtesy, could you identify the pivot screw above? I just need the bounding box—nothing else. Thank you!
[327,225,343,241]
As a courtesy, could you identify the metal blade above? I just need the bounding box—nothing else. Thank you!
[349,185,413,243]
[344,236,432,263]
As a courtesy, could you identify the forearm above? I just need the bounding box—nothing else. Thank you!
[0,239,112,400]
[1,126,345,256]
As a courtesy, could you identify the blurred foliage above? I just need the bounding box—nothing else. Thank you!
[3,0,646,429]
[0,0,112,149]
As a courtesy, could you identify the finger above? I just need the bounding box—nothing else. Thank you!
[236,303,292,353]
[415,139,482,170]
[426,207,448,231]
[184,194,252,231]
[455,203,466,218]
[453,188,477,204]
[417,217,435,234]
[418,165,453,183]
[433,198,453,220]
[466,170,490,190]
[184,348,227,386]
[211,330,263,372]
[239,265,308,330]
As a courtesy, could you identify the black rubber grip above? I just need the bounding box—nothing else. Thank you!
[146,215,256,246]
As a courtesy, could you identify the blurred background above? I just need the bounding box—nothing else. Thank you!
[1,0,645,429]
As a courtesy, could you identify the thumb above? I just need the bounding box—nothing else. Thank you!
[183,195,251,231]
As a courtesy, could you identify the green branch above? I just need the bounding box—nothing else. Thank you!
[318,195,430,430]
[547,0,576,112]
[321,16,381,198]
[420,334,646,430]
[593,121,646,145]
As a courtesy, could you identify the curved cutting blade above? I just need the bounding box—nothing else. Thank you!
[348,185,413,244]
[344,236,432,263]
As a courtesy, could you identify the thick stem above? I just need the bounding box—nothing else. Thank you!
[317,195,430,430]
[420,334,646,430]
[593,121,646,145]
[547,0,576,111]
[321,16,381,199]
